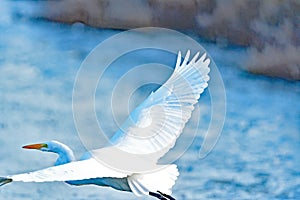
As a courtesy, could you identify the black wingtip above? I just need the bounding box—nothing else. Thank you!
[0,177,12,186]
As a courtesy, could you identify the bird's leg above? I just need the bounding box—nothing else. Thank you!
[157,191,176,200]
[149,191,168,200]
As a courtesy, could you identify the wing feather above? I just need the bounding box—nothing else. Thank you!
[8,158,129,182]
[110,51,210,161]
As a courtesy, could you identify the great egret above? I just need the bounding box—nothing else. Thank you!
[0,50,210,200]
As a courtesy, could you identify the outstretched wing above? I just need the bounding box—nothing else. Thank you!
[7,158,128,182]
[110,51,210,160]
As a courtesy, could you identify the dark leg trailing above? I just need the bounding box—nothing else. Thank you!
[149,191,176,200]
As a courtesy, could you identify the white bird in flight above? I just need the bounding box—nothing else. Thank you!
[0,50,210,200]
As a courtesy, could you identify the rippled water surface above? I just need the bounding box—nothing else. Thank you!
[0,1,299,199]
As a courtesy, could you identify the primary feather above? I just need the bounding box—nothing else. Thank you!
[110,50,210,161]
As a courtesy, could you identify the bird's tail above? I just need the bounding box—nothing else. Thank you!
[0,177,12,186]
[127,164,179,197]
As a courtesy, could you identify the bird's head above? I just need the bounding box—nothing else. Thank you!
[22,140,69,153]
[22,140,75,166]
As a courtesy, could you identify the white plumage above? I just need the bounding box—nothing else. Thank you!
[8,159,128,182]
[128,164,179,196]
[110,51,210,160]
[1,50,210,199]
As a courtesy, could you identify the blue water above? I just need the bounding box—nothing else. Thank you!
[0,1,299,199]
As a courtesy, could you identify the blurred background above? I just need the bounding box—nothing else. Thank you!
[0,0,299,199]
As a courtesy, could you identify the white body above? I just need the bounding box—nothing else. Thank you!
[5,50,210,197]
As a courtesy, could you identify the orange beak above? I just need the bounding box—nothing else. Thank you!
[22,143,47,149]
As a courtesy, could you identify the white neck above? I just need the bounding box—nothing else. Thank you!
[48,141,76,166]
